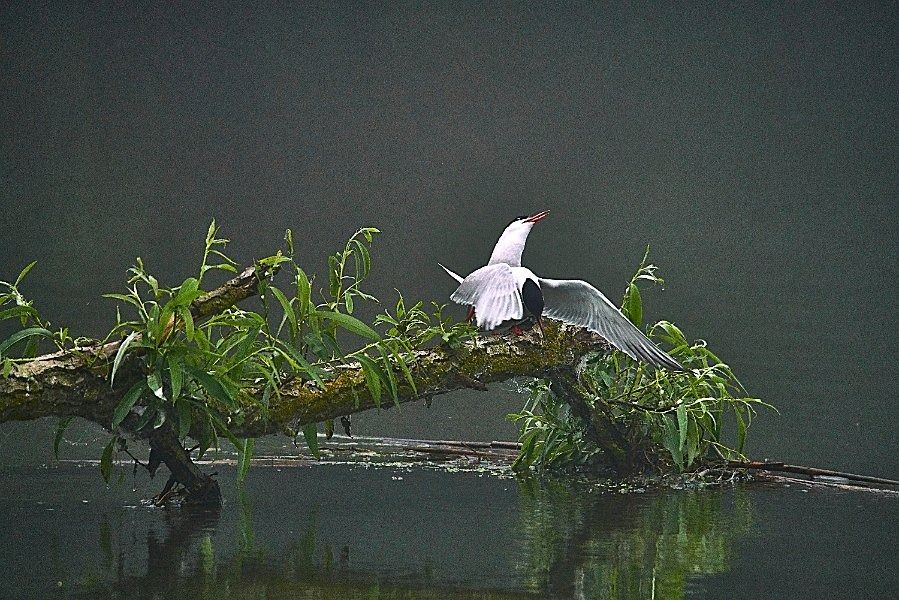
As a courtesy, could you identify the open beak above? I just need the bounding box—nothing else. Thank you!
[524,210,549,224]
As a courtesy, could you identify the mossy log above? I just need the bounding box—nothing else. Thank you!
[0,262,617,504]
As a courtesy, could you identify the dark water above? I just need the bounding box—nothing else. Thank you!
[1,459,895,599]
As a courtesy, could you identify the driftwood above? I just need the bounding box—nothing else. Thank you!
[314,437,899,493]
[726,460,899,488]
[0,261,614,505]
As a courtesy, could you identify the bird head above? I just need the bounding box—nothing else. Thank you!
[488,210,549,266]
[504,210,549,235]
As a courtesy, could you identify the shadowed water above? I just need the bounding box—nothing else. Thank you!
[1,460,895,599]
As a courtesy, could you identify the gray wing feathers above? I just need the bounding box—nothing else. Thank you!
[450,264,524,330]
[539,278,685,371]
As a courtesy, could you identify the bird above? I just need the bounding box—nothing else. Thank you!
[439,210,686,371]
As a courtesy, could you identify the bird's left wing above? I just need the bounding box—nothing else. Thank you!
[438,263,464,284]
[539,278,685,371]
[450,264,524,330]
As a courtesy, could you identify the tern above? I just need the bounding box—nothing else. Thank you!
[439,211,685,371]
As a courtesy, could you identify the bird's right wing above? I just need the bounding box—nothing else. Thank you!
[539,278,685,371]
[450,264,524,330]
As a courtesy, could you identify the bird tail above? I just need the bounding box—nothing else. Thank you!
[438,263,464,283]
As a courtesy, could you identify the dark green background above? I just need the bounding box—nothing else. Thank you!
[2,2,896,476]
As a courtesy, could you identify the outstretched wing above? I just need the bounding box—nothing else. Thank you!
[451,264,524,330]
[438,263,465,284]
[539,278,685,371]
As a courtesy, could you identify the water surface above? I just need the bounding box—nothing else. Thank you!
[1,459,894,599]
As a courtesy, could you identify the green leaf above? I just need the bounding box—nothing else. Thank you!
[734,405,747,453]
[109,331,139,387]
[174,277,201,306]
[663,415,684,471]
[360,227,380,243]
[295,268,312,315]
[350,239,371,278]
[303,423,320,458]
[269,286,297,336]
[0,306,40,323]
[178,307,195,341]
[206,407,239,449]
[625,283,642,327]
[176,398,192,439]
[112,381,145,429]
[390,347,417,394]
[102,292,144,311]
[53,417,73,459]
[677,403,687,454]
[355,353,383,408]
[686,417,701,467]
[377,345,399,406]
[14,261,37,287]
[317,311,380,341]
[134,405,157,431]
[512,430,539,471]
[658,321,688,346]
[147,370,165,400]
[168,353,183,399]
[328,256,340,299]
[0,327,53,358]
[100,437,116,483]
[237,438,254,484]
[274,343,326,388]
[187,365,237,409]
[344,291,354,314]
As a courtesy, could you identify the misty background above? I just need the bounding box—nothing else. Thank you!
[1,3,896,476]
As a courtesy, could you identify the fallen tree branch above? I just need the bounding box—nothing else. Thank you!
[0,263,277,425]
[727,460,899,487]
[0,257,614,504]
[231,323,609,438]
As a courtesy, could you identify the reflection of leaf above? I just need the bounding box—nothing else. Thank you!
[100,437,116,483]
[303,423,320,458]
[237,438,254,484]
[514,477,753,599]
[199,535,215,576]
[53,417,73,459]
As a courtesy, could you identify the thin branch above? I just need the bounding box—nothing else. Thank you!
[727,460,899,487]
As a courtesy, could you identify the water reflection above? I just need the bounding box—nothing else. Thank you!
[68,466,751,599]
[514,477,752,598]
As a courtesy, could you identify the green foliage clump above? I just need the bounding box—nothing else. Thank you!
[0,261,83,370]
[510,247,775,473]
[1,222,473,483]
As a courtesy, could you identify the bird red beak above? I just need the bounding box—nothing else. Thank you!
[524,210,549,224]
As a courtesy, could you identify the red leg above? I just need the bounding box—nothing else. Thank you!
[466,306,475,323]
[511,324,525,336]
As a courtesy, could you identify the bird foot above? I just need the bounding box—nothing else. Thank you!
[510,325,525,336]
